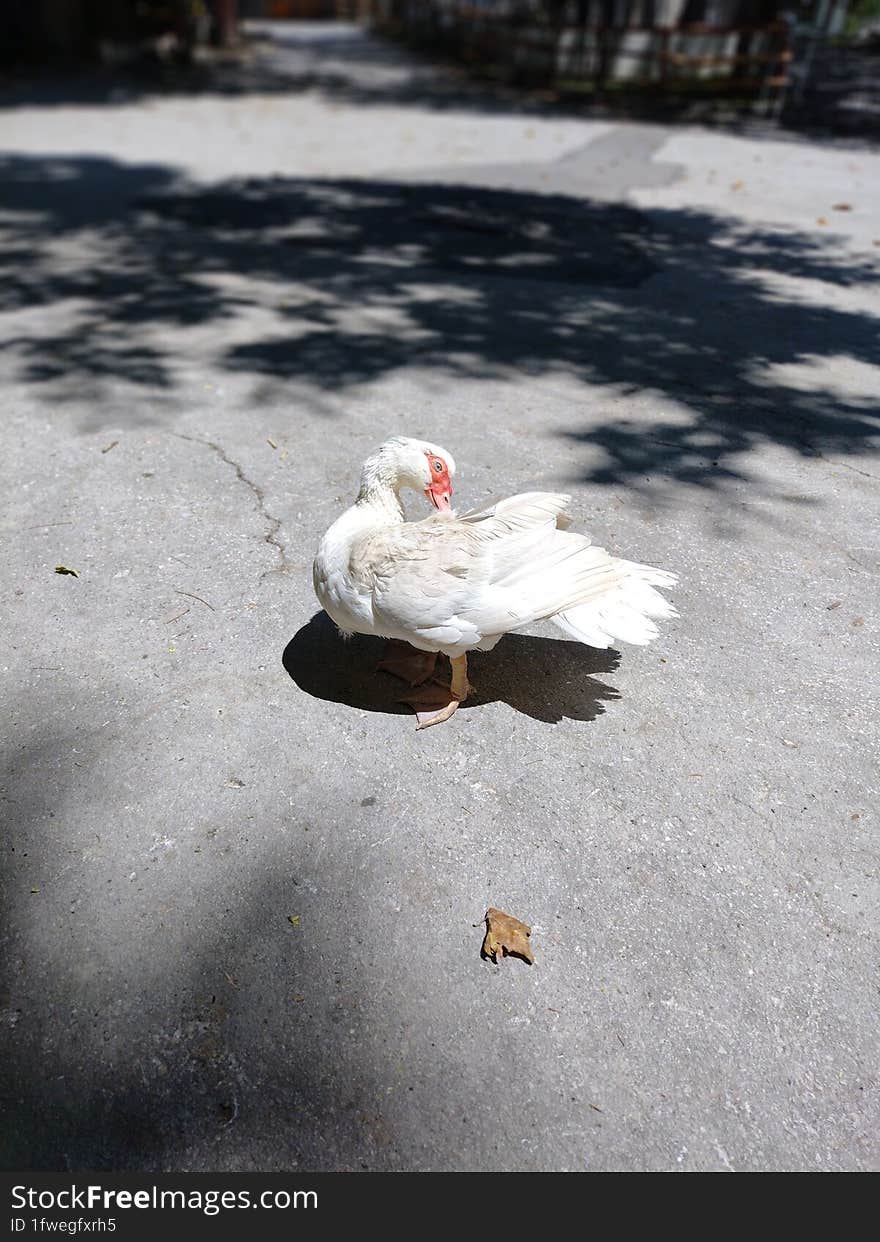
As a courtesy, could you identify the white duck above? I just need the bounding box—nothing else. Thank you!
[313,436,676,729]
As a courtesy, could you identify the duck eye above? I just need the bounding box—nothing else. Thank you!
[433,460,443,473]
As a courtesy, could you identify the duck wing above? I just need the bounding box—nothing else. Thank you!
[362,492,675,654]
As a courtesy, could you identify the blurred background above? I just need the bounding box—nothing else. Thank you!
[2,0,879,130]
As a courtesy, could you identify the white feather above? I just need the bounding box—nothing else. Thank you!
[313,440,677,659]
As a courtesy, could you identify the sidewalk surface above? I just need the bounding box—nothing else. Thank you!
[1,21,878,1172]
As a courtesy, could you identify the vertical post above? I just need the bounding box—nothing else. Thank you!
[213,0,238,48]
[771,16,795,120]
[660,26,670,88]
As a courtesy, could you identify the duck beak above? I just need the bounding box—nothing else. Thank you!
[426,483,452,511]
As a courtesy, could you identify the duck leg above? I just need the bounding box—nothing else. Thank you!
[402,654,472,730]
[376,640,438,687]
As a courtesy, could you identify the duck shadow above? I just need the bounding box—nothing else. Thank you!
[282,612,622,725]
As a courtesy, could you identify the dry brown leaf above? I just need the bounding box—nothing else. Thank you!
[817,217,828,227]
[482,907,534,965]
[54,565,79,577]
[832,203,852,211]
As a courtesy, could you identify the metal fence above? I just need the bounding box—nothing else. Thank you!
[372,1,795,108]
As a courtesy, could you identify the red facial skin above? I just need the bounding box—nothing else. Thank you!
[424,453,453,511]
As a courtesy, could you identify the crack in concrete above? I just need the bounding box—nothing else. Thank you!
[819,456,880,483]
[174,432,289,577]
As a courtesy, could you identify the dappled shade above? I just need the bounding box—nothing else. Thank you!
[1,151,878,491]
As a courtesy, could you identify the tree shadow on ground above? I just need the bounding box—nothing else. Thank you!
[0,648,615,1168]
[0,714,432,1170]
[1,149,878,491]
[283,611,621,725]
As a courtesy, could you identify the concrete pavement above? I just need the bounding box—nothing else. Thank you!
[0,21,878,1171]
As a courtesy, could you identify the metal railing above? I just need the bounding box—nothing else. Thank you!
[373,1,795,109]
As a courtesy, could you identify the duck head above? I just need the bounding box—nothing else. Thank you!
[360,436,455,511]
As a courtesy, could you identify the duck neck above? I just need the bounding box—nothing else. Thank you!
[355,478,405,524]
